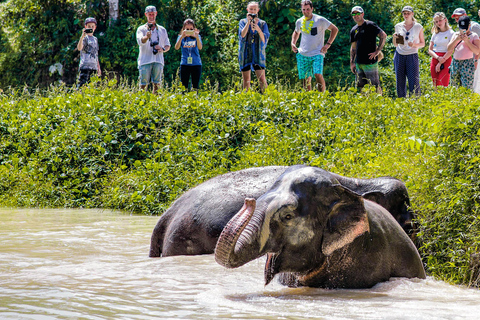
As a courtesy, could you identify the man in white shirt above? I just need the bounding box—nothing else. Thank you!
[136,5,171,93]
[291,0,338,92]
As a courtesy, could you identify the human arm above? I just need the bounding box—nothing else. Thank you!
[447,32,461,52]
[350,42,357,73]
[195,30,203,50]
[97,59,101,76]
[251,19,267,43]
[461,35,480,56]
[240,16,252,38]
[291,30,300,53]
[321,23,338,54]
[368,30,386,60]
[76,31,86,51]
[175,34,184,50]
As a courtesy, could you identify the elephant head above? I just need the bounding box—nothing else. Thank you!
[214,166,372,286]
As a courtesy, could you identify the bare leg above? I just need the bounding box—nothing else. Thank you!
[242,70,252,91]
[255,69,267,92]
[314,74,326,92]
[303,77,312,91]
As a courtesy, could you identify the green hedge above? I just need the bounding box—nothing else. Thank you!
[0,81,479,286]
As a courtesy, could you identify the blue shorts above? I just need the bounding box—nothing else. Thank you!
[139,63,164,86]
[296,53,324,79]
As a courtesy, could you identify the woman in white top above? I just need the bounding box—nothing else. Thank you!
[428,12,454,87]
[392,6,425,97]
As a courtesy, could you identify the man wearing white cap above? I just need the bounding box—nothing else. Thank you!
[136,5,171,93]
[349,6,386,94]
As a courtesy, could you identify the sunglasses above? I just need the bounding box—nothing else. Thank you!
[351,12,362,16]
[405,31,410,40]
[185,28,194,30]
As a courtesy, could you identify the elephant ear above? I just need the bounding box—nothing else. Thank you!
[362,191,387,208]
[322,185,370,256]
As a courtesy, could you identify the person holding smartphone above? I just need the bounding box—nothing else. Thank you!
[428,12,454,87]
[76,17,101,88]
[238,1,270,92]
[392,6,425,98]
[447,16,480,89]
[174,19,203,91]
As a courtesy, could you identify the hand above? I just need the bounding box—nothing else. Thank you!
[407,41,414,47]
[435,63,442,73]
[368,50,379,60]
[146,30,152,39]
[350,62,356,74]
[291,43,298,53]
[97,69,102,77]
[154,45,163,52]
[438,56,445,64]
[194,29,200,38]
[320,43,330,54]
[459,31,468,41]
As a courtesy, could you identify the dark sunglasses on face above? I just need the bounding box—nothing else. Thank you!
[351,12,362,16]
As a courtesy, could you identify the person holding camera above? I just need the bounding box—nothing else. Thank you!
[428,12,454,88]
[291,0,338,92]
[175,19,203,91]
[392,6,425,98]
[238,1,270,92]
[76,17,101,88]
[136,5,171,93]
[447,16,480,89]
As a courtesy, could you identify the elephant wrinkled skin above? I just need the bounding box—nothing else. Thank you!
[214,166,426,288]
[150,165,416,259]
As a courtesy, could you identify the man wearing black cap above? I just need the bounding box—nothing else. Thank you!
[349,6,386,94]
[76,17,101,88]
[136,5,171,93]
[447,16,480,89]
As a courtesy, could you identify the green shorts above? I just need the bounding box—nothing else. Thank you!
[356,63,380,88]
[297,53,324,79]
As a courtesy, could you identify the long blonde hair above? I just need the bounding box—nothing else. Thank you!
[431,12,451,34]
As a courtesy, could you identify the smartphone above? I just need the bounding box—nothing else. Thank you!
[85,28,93,34]
[185,30,195,36]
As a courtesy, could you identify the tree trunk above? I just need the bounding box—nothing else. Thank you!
[108,0,119,25]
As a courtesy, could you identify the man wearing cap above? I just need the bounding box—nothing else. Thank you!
[452,8,480,36]
[349,6,386,94]
[76,17,101,88]
[136,5,171,93]
[447,15,480,89]
[291,0,338,92]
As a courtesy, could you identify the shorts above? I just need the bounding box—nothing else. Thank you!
[241,64,265,72]
[296,53,324,79]
[138,62,164,86]
[355,63,380,88]
[77,68,97,88]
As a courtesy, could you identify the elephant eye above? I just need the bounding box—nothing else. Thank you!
[284,214,293,220]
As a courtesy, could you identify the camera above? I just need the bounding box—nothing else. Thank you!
[85,28,93,34]
[150,41,159,55]
[248,13,257,20]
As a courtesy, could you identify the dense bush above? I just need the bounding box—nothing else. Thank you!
[1,82,480,286]
[1,0,479,94]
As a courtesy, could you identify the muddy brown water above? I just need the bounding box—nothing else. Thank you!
[1,208,479,319]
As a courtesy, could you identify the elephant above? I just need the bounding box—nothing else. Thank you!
[150,165,416,258]
[214,166,426,288]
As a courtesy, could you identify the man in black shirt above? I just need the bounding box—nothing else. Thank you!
[350,6,386,94]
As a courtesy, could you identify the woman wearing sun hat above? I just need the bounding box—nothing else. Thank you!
[392,6,425,97]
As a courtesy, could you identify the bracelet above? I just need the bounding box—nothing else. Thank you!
[326,42,332,45]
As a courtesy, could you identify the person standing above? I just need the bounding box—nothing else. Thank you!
[427,12,454,87]
[238,1,269,92]
[76,17,101,88]
[349,6,386,94]
[291,0,338,92]
[392,6,425,98]
[452,8,480,69]
[136,5,171,94]
[175,19,203,91]
[447,16,480,89]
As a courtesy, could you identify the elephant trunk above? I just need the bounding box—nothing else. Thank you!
[215,198,263,268]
